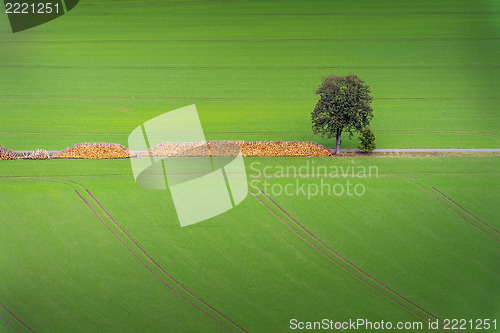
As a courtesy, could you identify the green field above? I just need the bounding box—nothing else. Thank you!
[0,157,499,332]
[1,1,499,332]
[1,0,499,150]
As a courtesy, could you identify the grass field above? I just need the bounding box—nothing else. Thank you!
[0,157,499,332]
[1,0,499,332]
[1,0,499,150]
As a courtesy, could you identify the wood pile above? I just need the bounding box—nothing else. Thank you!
[139,142,209,157]
[140,141,331,157]
[238,141,332,157]
[209,141,242,156]
[0,141,332,160]
[23,149,50,160]
[54,142,131,159]
[0,145,18,160]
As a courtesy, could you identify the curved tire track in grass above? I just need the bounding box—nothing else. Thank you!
[84,189,248,333]
[431,187,499,235]
[0,301,34,333]
[73,189,235,332]
[250,188,456,333]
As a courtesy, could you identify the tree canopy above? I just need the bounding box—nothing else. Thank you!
[358,126,376,152]
[311,74,374,154]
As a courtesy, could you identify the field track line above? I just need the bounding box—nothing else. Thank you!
[0,129,499,136]
[84,189,248,333]
[58,6,500,16]
[3,65,499,71]
[422,188,499,242]
[431,187,499,235]
[1,94,499,102]
[73,190,234,332]
[0,302,34,333]
[1,171,499,180]
[0,314,22,333]
[1,38,498,43]
[248,189,452,333]
[255,188,450,323]
[253,188,458,333]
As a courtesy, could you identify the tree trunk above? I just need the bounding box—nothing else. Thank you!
[335,128,342,155]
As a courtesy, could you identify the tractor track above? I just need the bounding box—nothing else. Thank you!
[431,187,499,235]
[249,187,459,333]
[248,189,453,333]
[84,189,248,333]
[0,313,22,333]
[7,176,243,331]
[256,187,450,323]
[422,188,499,242]
[73,189,236,332]
[0,301,34,333]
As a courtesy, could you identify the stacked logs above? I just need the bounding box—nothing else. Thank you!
[23,150,50,160]
[0,145,18,160]
[54,142,132,159]
[238,141,332,157]
[139,142,210,157]
[141,141,332,157]
[209,141,242,156]
[0,141,332,160]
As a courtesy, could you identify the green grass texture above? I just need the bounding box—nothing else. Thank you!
[0,156,498,332]
[0,0,499,150]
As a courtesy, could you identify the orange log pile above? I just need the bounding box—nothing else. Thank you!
[54,142,131,159]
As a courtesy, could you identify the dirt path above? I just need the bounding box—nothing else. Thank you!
[10,148,500,159]
[334,148,500,153]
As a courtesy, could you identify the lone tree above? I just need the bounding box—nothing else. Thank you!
[311,74,374,154]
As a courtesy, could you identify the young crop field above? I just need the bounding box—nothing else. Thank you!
[0,0,499,332]
[0,0,499,150]
[0,157,498,332]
